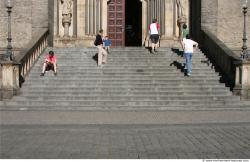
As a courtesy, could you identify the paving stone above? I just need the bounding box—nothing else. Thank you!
[1,124,250,159]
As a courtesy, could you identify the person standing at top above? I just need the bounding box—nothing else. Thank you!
[182,23,189,39]
[149,18,160,54]
[181,34,198,76]
[94,29,108,67]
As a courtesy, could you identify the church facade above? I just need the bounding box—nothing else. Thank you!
[52,0,190,47]
[0,0,249,51]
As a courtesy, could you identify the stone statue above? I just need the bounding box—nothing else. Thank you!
[61,0,72,18]
[176,0,184,18]
[61,0,73,37]
[176,0,186,39]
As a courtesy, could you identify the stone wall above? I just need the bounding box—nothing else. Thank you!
[201,0,250,52]
[1,0,249,51]
[0,0,48,49]
[0,0,32,49]
[31,0,48,36]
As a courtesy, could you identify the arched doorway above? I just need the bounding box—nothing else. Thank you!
[125,0,142,46]
[107,0,142,47]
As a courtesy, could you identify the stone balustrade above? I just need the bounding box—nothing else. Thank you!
[0,29,49,99]
[200,26,250,99]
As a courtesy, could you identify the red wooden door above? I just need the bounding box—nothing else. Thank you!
[107,0,125,47]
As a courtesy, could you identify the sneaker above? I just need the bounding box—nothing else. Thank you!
[54,72,57,76]
[187,73,191,76]
[40,73,44,76]
[154,49,158,53]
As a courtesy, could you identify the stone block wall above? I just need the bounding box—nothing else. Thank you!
[31,0,48,35]
[201,0,250,52]
[0,0,48,49]
[201,0,218,34]
[0,0,32,49]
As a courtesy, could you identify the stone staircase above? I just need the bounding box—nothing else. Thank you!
[1,47,250,111]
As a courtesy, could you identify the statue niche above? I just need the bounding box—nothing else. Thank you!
[176,0,187,39]
[61,0,73,37]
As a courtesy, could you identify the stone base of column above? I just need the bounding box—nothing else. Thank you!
[233,85,250,99]
[144,39,181,48]
[2,89,14,100]
[234,60,250,100]
[54,36,182,48]
[54,36,95,47]
[1,61,20,100]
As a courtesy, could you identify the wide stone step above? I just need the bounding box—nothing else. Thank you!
[29,71,219,76]
[0,99,242,106]
[26,76,221,81]
[21,84,228,90]
[20,86,230,92]
[1,100,249,110]
[1,105,249,111]
[51,54,206,58]
[32,68,213,73]
[23,81,223,87]
[31,70,216,74]
[23,78,223,82]
[18,90,232,96]
[36,59,209,63]
[54,51,204,54]
[32,67,214,72]
[34,63,210,67]
[14,95,240,102]
[0,101,250,111]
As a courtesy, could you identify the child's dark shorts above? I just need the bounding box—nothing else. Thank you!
[45,63,55,72]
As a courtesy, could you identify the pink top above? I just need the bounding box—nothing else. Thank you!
[45,54,57,64]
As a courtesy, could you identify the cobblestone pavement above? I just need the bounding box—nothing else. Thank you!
[0,123,250,159]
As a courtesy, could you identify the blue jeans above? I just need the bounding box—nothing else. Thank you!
[184,53,192,74]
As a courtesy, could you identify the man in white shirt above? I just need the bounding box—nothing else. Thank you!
[181,34,198,76]
[149,19,160,54]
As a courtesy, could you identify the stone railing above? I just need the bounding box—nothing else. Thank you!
[0,29,49,99]
[200,27,250,99]
[17,30,49,79]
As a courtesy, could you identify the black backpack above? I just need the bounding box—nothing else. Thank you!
[94,39,97,46]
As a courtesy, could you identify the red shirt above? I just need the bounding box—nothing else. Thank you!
[45,54,57,64]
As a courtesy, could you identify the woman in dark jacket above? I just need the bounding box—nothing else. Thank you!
[95,29,108,67]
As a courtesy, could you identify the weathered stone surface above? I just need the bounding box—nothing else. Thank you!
[0,0,249,51]
[201,0,250,51]
[0,0,48,49]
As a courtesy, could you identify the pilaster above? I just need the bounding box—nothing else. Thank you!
[234,60,250,99]
[1,61,20,99]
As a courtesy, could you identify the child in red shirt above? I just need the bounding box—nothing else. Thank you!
[40,50,57,76]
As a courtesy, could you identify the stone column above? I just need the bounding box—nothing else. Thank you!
[234,60,250,99]
[77,0,85,37]
[141,0,148,46]
[1,61,20,99]
[102,0,109,36]
[164,0,174,38]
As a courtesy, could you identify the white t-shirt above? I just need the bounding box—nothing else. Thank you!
[183,38,197,53]
[149,23,159,35]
